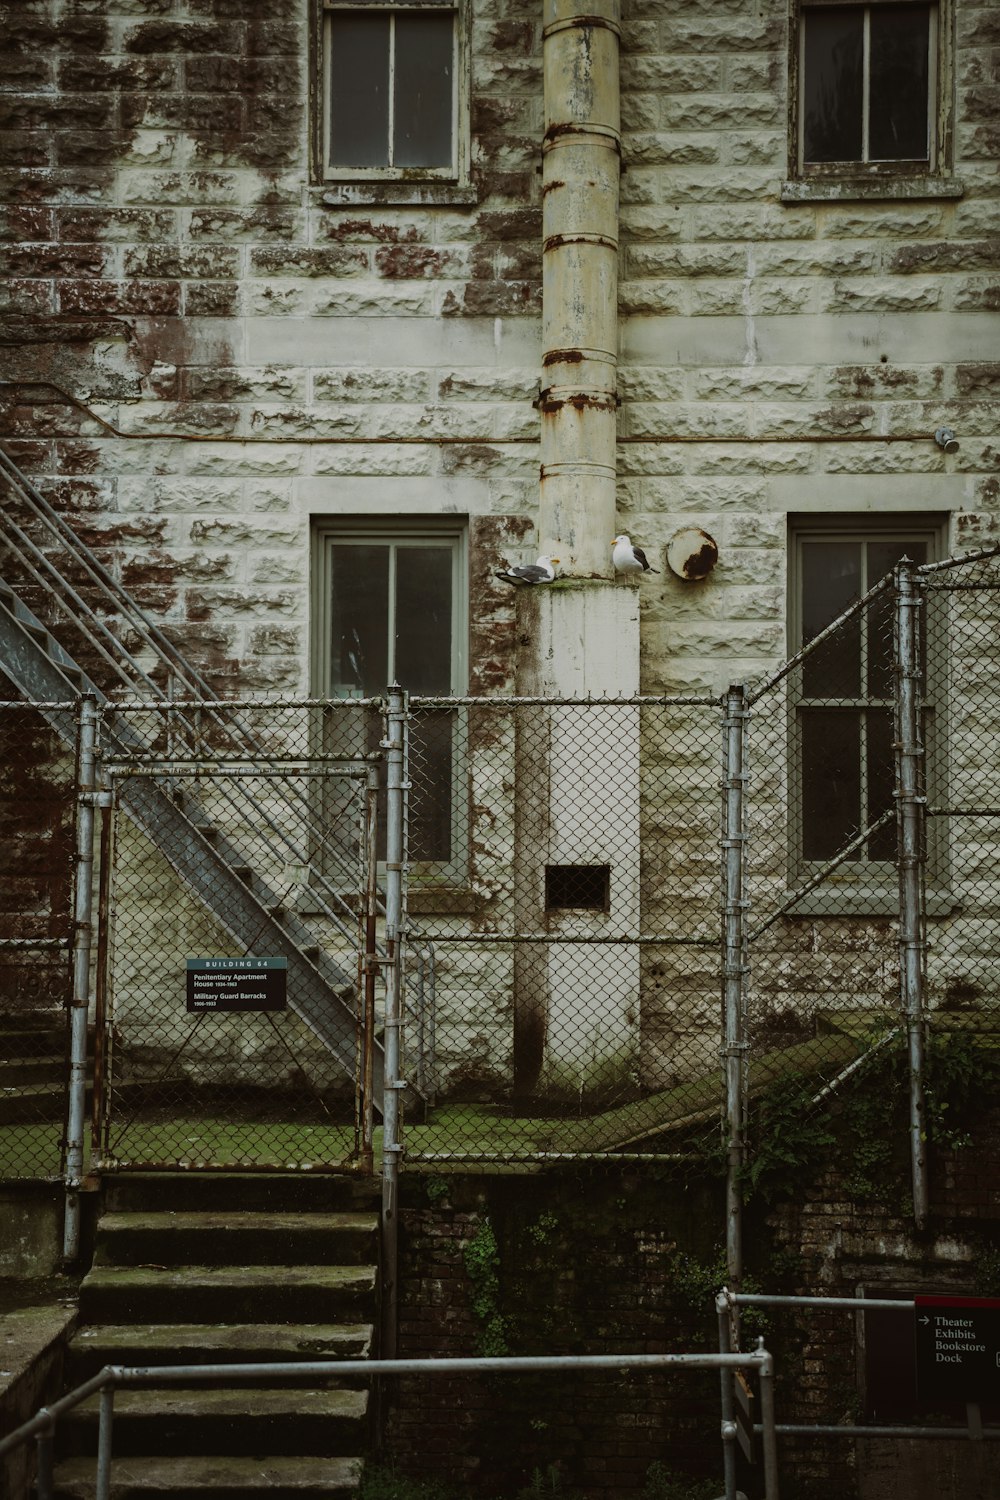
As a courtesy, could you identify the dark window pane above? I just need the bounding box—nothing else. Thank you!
[866,540,928,696]
[409,709,454,860]
[393,12,454,168]
[801,541,862,698]
[395,546,453,693]
[801,708,862,860]
[328,13,390,168]
[329,545,389,696]
[866,708,896,859]
[803,8,864,163]
[870,6,930,161]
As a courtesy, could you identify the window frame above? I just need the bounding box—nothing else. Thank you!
[312,0,470,187]
[785,514,950,916]
[783,0,960,201]
[311,517,469,890]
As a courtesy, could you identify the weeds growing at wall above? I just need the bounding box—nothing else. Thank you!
[744,1028,1000,1210]
[463,1216,510,1357]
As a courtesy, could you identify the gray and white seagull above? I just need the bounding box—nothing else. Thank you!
[612,534,659,575]
[495,554,561,586]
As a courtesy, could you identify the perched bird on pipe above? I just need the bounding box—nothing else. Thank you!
[495,555,561,586]
[612,535,659,575]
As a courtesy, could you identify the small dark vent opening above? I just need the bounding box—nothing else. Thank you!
[545,864,610,912]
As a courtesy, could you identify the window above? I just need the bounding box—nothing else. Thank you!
[784,0,960,198]
[317,2,466,182]
[312,521,467,874]
[787,516,945,907]
[802,3,933,168]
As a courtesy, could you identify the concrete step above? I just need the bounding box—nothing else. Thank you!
[0,1055,65,1086]
[0,1080,69,1124]
[50,1453,364,1498]
[67,1322,374,1383]
[60,1387,369,1458]
[1,1023,67,1058]
[79,1264,377,1326]
[102,1173,380,1216]
[91,1212,379,1269]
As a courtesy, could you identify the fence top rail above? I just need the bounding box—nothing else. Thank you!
[407,693,720,708]
[917,543,1000,576]
[0,699,78,711]
[101,696,384,713]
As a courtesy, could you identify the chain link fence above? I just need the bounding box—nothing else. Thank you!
[921,550,1000,1094]
[96,699,381,1171]
[0,698,78,1178]
[400,696,724,1165]
[742,572,903,1165]
[3,546,1000,1191]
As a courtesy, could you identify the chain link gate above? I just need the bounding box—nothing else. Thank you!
[93,698,386,1172]
[396,694,725,1166]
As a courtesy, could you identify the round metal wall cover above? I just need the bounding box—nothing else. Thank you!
[666,528,719,581]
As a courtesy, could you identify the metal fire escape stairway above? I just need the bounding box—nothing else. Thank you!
[0,449,385,1104]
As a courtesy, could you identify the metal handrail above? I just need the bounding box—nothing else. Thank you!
[0,1347,778,1500]
[718,1290,1000,1445]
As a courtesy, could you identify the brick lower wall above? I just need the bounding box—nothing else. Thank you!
[388,1108,1000,1499]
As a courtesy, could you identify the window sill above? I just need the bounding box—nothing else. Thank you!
[781,886,959,918]
[318,182,478,208]
[781,175,964,203]
[408,886,479,916]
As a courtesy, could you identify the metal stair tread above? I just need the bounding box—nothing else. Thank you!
[69,1386,369,1421]
[50,1453,364,1496]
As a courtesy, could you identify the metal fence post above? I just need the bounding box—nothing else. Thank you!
[35,1415,55,1500]
[357,757,381,1174]
[722,685,749,1290]
[895,561,929,1225]
[716,1289,739,1500]
[63,694,99,1265]
[95,1385,115,1500]
[381,684,407,1358]
[756,1340,780,1500]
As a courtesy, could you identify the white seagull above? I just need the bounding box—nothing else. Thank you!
[612,535,659,574]
[495,555,561,587]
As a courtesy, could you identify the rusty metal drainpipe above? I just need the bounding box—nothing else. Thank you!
[540,0,621,577]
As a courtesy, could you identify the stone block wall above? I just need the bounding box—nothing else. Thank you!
[616,0,1000,696]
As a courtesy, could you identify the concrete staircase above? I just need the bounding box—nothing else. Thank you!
[0,1011,94,1127]
[51,1173,379,1499]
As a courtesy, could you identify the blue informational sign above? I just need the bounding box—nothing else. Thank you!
[186,957,288,1013]
[915,1295,1000,1403]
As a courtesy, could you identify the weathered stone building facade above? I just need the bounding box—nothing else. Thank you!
[3,0,996,697]
[2,2,1000,1492]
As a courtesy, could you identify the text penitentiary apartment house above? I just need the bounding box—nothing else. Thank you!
[2,2,1000,1497]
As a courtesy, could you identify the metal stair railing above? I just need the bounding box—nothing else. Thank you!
[0,450,398,1100]
[0,448,368,927]
[0,449,435,1035]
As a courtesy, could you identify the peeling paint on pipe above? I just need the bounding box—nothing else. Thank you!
[539,0,621,578]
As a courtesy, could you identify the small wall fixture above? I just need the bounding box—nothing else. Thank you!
[666,528,719,581]
[934,427,959,453]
